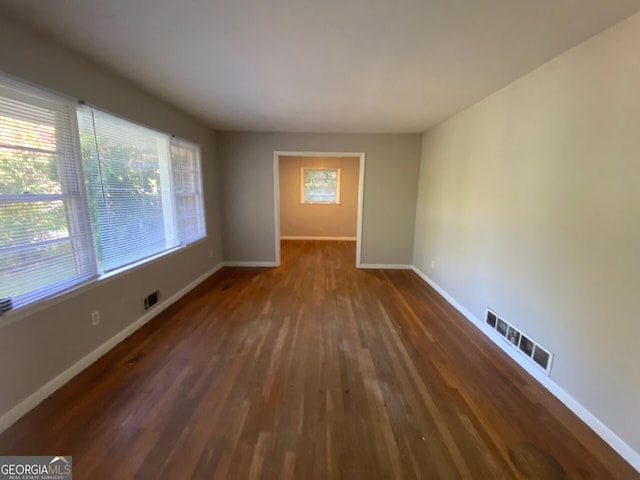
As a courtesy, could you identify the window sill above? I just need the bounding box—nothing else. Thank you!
[0,238,206,329]
[99,245,185,281]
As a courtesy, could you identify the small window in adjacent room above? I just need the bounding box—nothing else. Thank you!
[301,168,341,204]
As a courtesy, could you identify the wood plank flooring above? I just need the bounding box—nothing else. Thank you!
[0,240,637,479]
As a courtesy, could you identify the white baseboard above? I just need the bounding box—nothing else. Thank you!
[0,262,224,435]
[280,236,357,241]
[358,263,413,270]
[223,261,278,267]
[411,266,640,473]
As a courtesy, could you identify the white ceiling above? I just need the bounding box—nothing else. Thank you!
[1,0,639,133]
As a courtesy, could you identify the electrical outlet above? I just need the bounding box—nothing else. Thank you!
[209,249,213,258]
[91,311,100,326]
[430,260,435,269]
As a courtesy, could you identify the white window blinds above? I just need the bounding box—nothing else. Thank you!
[0,78,94,308]
[77,107,206,274]
[77,108,176,273]
[0,76,206,313]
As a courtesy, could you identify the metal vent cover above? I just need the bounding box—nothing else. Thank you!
[485,309,553,373]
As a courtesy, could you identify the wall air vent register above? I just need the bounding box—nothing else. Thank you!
[486,309,553,373]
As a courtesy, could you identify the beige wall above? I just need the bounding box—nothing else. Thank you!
[0,14,222,419]
[413,13,640,455]
[279,156,359,238]
[218,132,422,266]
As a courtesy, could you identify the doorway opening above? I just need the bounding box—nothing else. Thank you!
[274,151,365,267]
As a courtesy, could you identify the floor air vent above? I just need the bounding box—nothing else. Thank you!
[143,290,160,310]
[485,309,553,373]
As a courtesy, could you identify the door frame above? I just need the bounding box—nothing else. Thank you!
[273,151,366,267]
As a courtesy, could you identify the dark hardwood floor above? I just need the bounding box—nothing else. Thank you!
[0,240,637,479]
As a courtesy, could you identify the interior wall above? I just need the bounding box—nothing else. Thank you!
[279,156,359,239]
[0,13,222,420]
[217,132,421,266]
[413,12,640,456]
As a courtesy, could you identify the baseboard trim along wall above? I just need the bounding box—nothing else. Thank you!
[223,261,279,267]
[358,264,413,270]
[280,236,357,241]
[0,262,224,435]
[411,266,640,473]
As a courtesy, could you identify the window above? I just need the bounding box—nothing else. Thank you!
[77,107,206,274]
[0,77,94,309]
[0,75,206,313]
[171,139,205,244]
[301,168,341,204]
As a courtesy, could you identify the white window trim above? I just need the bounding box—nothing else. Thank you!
[300,167,341,205]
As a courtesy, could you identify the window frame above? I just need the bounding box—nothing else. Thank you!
[300,167,341,205]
